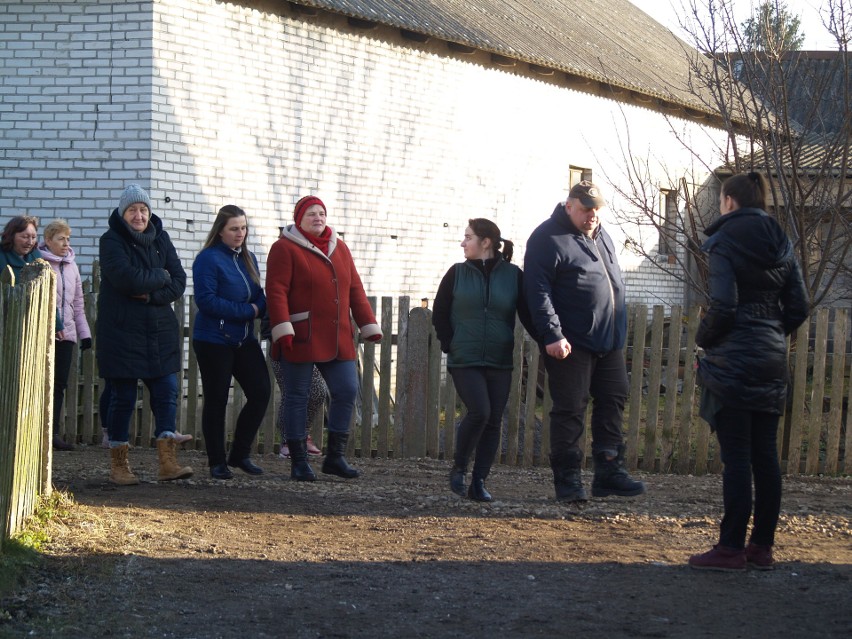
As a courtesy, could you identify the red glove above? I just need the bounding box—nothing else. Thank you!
[366,333,382,343]
[278,335,293,351]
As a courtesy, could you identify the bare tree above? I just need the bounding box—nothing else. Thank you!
[610,0,851,309]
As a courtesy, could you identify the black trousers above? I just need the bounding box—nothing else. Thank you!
[193,339,271,466]
[52,340,75,436]
[715,407,782,549]
[543,346,627,456]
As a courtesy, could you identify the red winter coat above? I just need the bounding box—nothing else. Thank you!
[266,225,380,363]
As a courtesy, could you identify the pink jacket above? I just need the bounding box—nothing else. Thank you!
[38,244,91,344]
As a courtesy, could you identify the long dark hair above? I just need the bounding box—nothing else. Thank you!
[722,171,768,211]
[203,205,260,285]
[468,218,514,263]
[1,215,39,253]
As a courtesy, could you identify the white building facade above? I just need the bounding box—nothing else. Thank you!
[1,0,728,307]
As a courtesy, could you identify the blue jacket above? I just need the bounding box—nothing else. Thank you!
[524,203,627,353]
[192,242,266,346]
[96,209,186,379]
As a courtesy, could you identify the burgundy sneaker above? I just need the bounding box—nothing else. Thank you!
[745,543,774,570]
[688,545,747,572]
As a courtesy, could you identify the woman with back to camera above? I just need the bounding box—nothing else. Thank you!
[97,184,193,485]
[39,219,92,451]
[432,218,536,501]
[266,195,381,482]
[192,205,270,480]
[689,172,809,572]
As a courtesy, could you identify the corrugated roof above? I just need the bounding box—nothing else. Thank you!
[287,0,720,117]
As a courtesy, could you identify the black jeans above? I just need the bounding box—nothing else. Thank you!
[52,340,75,435]
[193,339,271,466]
[449,366,512,479]
[543,347,627,456]
[714,407,782,549]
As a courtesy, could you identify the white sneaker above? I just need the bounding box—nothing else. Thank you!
[278,442,290,459]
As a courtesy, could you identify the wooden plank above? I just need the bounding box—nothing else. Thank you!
[65,342,80,445]
[79,290,96,445]
[522,341,539,467]
[642,305,665,471]
[185,298,201,448]
[504,321,525,465]
[425,317,443,458]
[392,296,410,457]
[174,297,186,435]
[443,369,457,460]
[402,307,430,457]
[844,338,852,475]
[676,306,701,474]
[360,297,378,457]
[376,297,394,457]
[824,310,847,474]
[625,304,647,469]
[786,321,811,475]
[805,309,829,474]
[541,370,552,461]
[659,305,683,472]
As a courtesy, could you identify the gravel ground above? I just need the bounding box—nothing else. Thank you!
[1,445,850,638]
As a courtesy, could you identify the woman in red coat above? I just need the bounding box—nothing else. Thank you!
[266,196,381,481]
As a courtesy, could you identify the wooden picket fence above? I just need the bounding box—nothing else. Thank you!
[1,261,55,549]
[54,280,850,476]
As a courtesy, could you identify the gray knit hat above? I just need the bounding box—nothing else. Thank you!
[118,184,152,217]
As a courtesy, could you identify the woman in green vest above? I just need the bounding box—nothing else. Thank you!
[432,218,536,501]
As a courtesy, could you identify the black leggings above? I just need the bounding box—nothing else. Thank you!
[449,366,512,479]
[193,339,271,466]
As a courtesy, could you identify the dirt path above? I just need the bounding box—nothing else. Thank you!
[2,446,851,638]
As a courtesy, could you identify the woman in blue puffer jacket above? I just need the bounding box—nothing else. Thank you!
[192,205,270,480]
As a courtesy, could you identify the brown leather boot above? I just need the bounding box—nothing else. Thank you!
[156,437,193,481]
[110,444,140,486]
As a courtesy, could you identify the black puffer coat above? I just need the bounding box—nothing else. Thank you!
[96,209,186,379]
[696,207,809,414]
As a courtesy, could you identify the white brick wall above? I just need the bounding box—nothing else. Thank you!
[1,0,727,309]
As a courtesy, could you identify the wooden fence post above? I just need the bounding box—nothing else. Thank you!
[392,296,410,457]
[400,307,431,458]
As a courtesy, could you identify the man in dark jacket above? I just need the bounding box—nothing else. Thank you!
[524,181,644,502]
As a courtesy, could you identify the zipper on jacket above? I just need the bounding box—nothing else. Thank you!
[586,234,616,348]
[232,251,252,342]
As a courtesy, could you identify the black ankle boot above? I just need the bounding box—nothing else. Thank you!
[449,464,467,496]
[287,439,316,482]
[591,444,645,497]
[550,449,588,502]
[322,432,359,479]
[467,475,492,502]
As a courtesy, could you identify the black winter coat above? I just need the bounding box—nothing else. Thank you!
[96,209,186,379]
[696,207,809,414]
